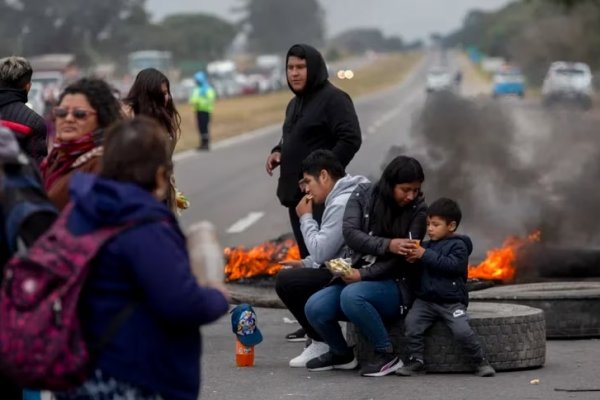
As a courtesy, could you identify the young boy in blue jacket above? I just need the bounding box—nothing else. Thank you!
[397,198,495,377]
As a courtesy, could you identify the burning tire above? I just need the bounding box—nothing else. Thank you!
[348,302,546,372]
[470,282,600,339]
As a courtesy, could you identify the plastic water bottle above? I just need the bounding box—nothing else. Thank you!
[235,339,255,367]
[187,221,225,284]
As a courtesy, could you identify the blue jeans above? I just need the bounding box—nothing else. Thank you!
[305,280,401,354]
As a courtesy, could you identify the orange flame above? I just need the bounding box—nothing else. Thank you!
[224,239,300,282]
[468,230,541,282]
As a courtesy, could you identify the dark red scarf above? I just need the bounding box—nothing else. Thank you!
[40,129,103,191]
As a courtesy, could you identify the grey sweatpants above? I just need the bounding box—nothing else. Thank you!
[404,298,485,363]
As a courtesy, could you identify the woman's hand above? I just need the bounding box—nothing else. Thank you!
[388,238,417,256]
[341,269,362,284]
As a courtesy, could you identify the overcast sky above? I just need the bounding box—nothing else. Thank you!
[145,0,512,40]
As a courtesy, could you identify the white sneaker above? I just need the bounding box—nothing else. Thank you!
[289,340,329,368]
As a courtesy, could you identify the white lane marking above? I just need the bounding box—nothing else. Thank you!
[226,212,265,234]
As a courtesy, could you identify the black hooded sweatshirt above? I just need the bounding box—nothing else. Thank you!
[0,88,47,164]
[272,44,362,207]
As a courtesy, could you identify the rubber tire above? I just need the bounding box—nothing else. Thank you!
[347,302,546,372]
[470,282,600,339]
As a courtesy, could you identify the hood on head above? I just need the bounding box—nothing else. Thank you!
[67,172,174,235]
[448,234,473,255]
[286,44,329,95]
[194,71,207,86]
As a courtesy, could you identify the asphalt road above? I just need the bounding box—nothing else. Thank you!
[174,53,600,399]
[200,307,600,400]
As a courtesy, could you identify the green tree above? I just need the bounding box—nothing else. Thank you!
[331,29,404,53]
[238,0,325,53]
[158,14,237,62]
[0,0,149,64]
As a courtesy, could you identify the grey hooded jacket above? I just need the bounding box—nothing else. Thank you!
[299,174,370,268]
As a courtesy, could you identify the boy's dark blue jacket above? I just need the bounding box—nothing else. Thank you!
[416,234,473,306]
[67,173,229,400]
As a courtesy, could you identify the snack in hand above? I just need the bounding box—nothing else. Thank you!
[176,190,190,210]
[325,258,353,276]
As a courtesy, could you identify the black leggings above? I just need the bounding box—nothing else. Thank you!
[196,111,210,141]
[275,267,333,341]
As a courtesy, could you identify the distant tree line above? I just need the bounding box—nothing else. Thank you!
[445,0,600,84]
[0,0,238,69]
[0,0,414,71]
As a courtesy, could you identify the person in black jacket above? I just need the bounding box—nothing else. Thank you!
[397,198,496,377]
[304,156,427,377]
[265,44,362,259]
[0,56,48,164]
[0,126,57,400]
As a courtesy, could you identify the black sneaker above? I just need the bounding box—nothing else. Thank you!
[306,350,358,371]
[396,358,425,376]
[285,327,307,342]
[360,352,402,377]
[475,359,496,377]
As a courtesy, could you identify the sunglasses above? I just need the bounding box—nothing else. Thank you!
[53,107,97,120]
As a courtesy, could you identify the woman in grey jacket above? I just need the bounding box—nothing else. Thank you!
[304,155,427,377]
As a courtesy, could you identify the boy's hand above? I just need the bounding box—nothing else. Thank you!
[295,194,313,217]
[410,246,426,260]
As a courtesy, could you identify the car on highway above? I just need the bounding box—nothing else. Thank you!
[425,67,454,93]
[542,61,593,109]
[492,67,525,98]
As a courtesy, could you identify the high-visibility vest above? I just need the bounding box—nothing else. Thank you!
[189,87,216,113]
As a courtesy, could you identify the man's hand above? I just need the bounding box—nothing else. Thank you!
[265,151,281,176]
[295,194,313,217]
[280,260,304,269]
[341,269,361,284]
[388,238,417,256]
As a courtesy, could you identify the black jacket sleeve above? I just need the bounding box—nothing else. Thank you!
[342,186,391,258]
[421,241,469,277]
[272,99,295,154]
[326,91,361,167]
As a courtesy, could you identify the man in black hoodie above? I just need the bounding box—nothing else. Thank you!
[0,56,47,164]
[265,44,362,258]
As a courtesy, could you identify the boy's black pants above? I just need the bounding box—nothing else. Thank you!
[404,298,485,363]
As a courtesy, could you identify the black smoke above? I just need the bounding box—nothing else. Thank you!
[403,91,600,279]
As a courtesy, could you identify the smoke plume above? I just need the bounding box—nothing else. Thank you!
[405,92,600,262]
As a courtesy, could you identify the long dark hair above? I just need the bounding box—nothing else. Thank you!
[370,156,425,237]
[124,68,181,142]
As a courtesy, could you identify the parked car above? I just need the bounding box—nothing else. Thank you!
[542,61,593,109]
[426,67,454,93]
[492,68,525,98]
